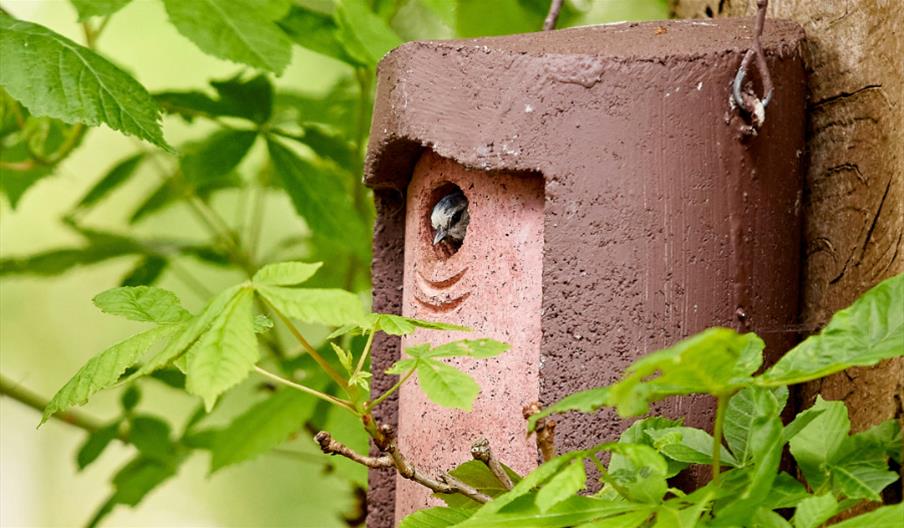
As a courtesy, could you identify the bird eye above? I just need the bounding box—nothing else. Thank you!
[451,210,462,223]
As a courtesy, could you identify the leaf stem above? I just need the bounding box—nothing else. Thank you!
[259,297,349,391]
[712,392,730,484]
[253,366,355,413]
[365,365,416,412]
[352,329,375,380]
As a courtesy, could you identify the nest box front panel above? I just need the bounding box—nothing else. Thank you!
[397,150,544,518]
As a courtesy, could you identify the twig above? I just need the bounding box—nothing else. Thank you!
[523,401,556,462]
[314,431,394,468]
[0,374,125,440]
[380,424,492,503]
[543,0,564,31]
[471,438,513,490]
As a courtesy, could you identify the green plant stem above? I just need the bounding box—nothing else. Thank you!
[0,374,118,438]
[352,329,375,380]
[253,366,355,413]
[259,297,349,391]
[365,366,415,413]
[351,68,372,219]
[246,181,266,262]
[712,393,730,484]
[167,260,215,301]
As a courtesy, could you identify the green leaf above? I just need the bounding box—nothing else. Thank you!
[75,153,145,211]
[71,0,132,20]
[611,417,687,478]
[527,387,610,433]
[110,454,181,507]
[853,419,902,462]
[278,5,362,65]
[790,397,849,491]
[331,342,353,373]
[120,256,168,287]
[369,313,470,336]
[252,314,273,334]
[645,426,738,467]
[830,503,904,527]
[77,421,121,470]
[416,357,480,411]
[210,388,316,472]
[185,288,258,410]
[129,415,173,462]
[750,509,792,528]
[576,509,654,528]
[253,261,322,286]
[399,507,472,528]
[792,494,837,528]
[156,74,273,124]
[385,357,418,376]
[180,129,257,187]
[470,452,586,517]
[427,339,510,359]
[782,407,826,444]
[713,387,785,522]
[607,329,763,417]
[536,460,586,512]
[0,15,168,149]
[162,0,292,73]
[725,387,790,464]
[42,325,174,424]
[459,495,637,528]
[760,273,904,386]
[334,0,402,65]
[267,138,364,241]
[752,473,806,511]
[120,385,141,411]
[603,443,668,504]
[439,460,522,509]
[830,460,898,501]
[131,285,242,378]
[93,286,190,324]
[256,285,365,327]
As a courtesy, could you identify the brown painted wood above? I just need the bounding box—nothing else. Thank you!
[673,0,904,506]
[365,18,808,526]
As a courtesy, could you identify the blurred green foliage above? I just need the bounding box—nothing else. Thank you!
[0,1,669,526]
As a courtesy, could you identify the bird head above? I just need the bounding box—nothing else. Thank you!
[430,190,470,247]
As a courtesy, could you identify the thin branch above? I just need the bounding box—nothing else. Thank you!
[543,0,564,31]
[315,431,393,468]
[365,365,415,412]
[166,260,215,301]
[382,425,492,503]
[253,366,355,413]
[471,438,513,490]
[0,374,123,440]
[523,401,556,462]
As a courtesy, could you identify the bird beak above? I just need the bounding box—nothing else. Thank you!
[433,229,447,245]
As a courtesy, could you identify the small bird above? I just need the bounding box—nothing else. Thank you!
[431,189,470,248]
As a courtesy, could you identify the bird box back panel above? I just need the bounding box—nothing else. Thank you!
[398,151,544,517]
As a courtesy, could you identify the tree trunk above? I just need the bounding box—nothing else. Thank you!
[670,0,903,499]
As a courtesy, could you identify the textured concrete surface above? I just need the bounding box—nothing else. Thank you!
[396,152,544,520]
[366,17,807,526]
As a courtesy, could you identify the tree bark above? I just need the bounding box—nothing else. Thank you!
[671,0,903,435]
